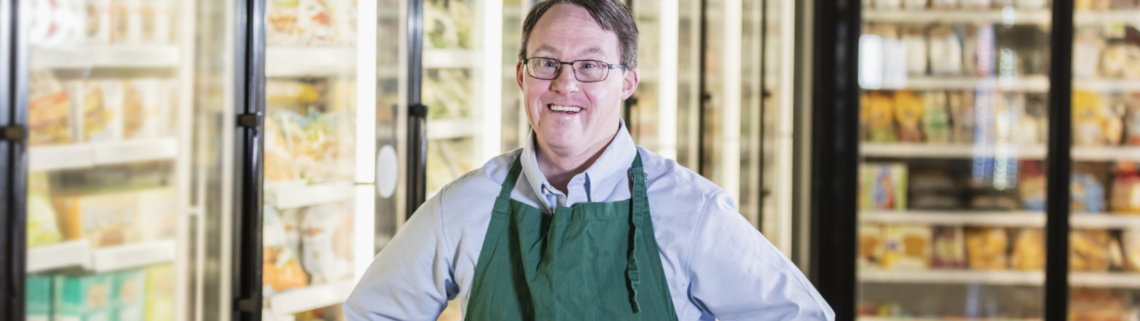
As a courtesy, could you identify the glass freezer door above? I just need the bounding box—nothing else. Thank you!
[856,0,1054,318]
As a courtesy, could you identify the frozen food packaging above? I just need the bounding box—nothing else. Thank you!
[860,163,908,210]
[111,269,146,321]
[28,70,72,146]
[27,172,63,248]
[54,273,114,321]
[56,191,141,248]
[860,224,885,268]
[27,275,53,321]
[1010,228,1045,271]
[932,226,965,269]
[965,227,1008,270]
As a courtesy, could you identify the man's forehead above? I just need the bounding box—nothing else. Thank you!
[531,44,608,58]
[527,4,620,59]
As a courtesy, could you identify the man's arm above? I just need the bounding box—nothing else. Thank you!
[344,192,456,321]
[688,191,835,321]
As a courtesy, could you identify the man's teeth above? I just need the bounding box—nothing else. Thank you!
[549,105,582,113]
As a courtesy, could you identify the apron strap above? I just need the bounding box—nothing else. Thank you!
[496,156,525,214]
[627,151,647,313]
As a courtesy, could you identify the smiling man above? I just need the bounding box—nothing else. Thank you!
[345,0,833,320]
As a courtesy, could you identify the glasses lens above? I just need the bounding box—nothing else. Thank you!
[574,60,607,82]
[527,58,559,79]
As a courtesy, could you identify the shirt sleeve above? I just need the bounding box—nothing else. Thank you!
[344,190,457,321]
[688,191,835,321]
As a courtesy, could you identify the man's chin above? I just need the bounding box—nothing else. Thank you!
[536,131,586,153]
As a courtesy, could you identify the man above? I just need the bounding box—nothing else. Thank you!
[345,0,834,319]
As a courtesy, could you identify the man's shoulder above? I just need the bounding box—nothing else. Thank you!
[636,146,725,201]
[433,149,521,207]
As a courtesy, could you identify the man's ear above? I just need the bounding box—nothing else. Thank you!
[516,60,526,90]
[621,67,640,100]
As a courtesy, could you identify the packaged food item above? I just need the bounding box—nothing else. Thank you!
[331,0,357,45]
[28,70,72,146]
[264,120,298,182]
[144,264,174,321]
[268,0,300,45]
[860,163,908,210]
[948,91,975,144]
[928,25,963,75]
[27,172,63,248]
[964,227,1007,270]
[1070,288,1133,321]
[1074,28,1105,79]
[1072,173,1106,213]
[1122,229,1140,272]
[297,0,334,45]
[138,0,173,44]
[864,92,897,142]
[301,203,354,284]
[881,225,931,270]
[1101,44,1140,80]
[903,0,928,9]
[902,27,928,75]
[921,92,950,143]
[1124,93,1140,145]
[1073,90,1107,146]
[859,224,885,268]
[111,269,146,321]
[1104,95,1127,145]
[931,226,965,268]
[1071,229,1112,272]
[54,273,113,321]
[56,191,140,248]
[895,90,924,142]
[83,0,113,44]
[931,0,959,8]
[112,0,137,43]
[29,0,85,46]
[1019,161,1047,211]
[122,79,164,139]
[910,170,962,210]
[27,275,53,321]
[263,205,307,294]
[1010,228,1045,271]
[136,189,176,242]
[1111,162,1140,213]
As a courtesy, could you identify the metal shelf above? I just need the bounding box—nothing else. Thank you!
[29,138,179,172]
[31,46,180,69]
[265,280,357,316]
[266,47,357,77]
[265,181,355,210]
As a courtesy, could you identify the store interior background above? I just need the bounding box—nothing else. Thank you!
[10,0,1140,320]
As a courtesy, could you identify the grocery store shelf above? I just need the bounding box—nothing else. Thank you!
[266,280,356,316]
[31,46,179,69]
[29,138,178,172]
[1072,213,1140,229]
[1075,11,1140,25]
[424,49,478,68]
[872,76,1049,91]
[266,181,355,210]
[860,269,1044,285]
[266,47,357,77]
[1074,79,1140,93]
[90,240,176,273]
[427,118,477,140]
[1071,146,1140,161]
[27,240,91,273]
[860,143,1046,159]
[863,9,1050,24]
[1071,272,1140,289]
[859,318,1036,321]
[860,210,1045,227]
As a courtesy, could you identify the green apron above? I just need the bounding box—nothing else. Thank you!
[464,152,679,320]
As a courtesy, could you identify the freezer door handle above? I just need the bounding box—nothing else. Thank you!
[0,125,25,141]
[236,297,258,312]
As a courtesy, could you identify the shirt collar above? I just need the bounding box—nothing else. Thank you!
[521,118,637,209]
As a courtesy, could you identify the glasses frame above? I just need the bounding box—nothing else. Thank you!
[522,57,627,83]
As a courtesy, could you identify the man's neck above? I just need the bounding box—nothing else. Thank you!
[534,126,619,194]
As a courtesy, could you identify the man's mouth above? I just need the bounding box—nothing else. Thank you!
[547,104,582,114]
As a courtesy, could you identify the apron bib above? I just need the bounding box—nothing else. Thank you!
[464,152,679,321]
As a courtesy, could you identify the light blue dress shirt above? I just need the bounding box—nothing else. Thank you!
[345,120,835,320]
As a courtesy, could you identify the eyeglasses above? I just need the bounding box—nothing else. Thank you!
[523,57,626,83]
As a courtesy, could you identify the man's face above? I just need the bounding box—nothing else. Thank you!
[517,4,638,155]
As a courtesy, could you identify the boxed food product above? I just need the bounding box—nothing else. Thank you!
[932,226,965,268]
[902,26,928,75]
[860,163,908,210]
[1073,90,1106,146]
[27,172,63,248]
[922,92,950,143]
[68,80,123,143]
[27,275,53,321]
[1019,161,1046,211]
[1074,28,1105,79]
[122,79,164,139]
[264,120,298,182]
[263,205,307,294]
[28,70,72,146]
[83,0,113,44]
[1010,228,1045,271]
[29,0,85,46]
[145,264,175,321]
[1070,288,1135,321]
[928,25,963,75]
[331,0,357,45]
[1071,229,1112,272]
[882,225,931,270]
[111,269,146,321]
[1072,173,1106,213]
[268,0,300,45]
[112,0,136,43]
[1124,93,1140,145]
[1101,44,1140,80]
[1122,229,1140,272]
[859,224,885,268]
[136,189,176,242]
[137,0,173,44]
[297,0,334,45]
[56,191,141,248]
[949,91,975,144]
[964,227,1007,270]
[301,203,354,284]
[1110,162,1140,213]
[54,273,113,321]
[864,92,897,142]
[894,90,924,142]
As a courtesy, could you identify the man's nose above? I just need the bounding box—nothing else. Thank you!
[548,66,580,96]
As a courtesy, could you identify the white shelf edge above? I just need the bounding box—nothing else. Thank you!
[863,9,1140,25]
[427,118,478,140]
[859,210,1046,227]
[424,49,478,69]
[267,181,355,209]
[1074,79,1140,92]
[1070,272,1140,289]
[267,279,357,316]
[31,46,180,69]
[27,240,91,273]
[266,47,358,77]
[860,143,1046,159]
[859,269,1044,285]
[90,240,176,273]
[30,138,178,172]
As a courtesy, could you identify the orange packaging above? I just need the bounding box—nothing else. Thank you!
[56,192,140,248]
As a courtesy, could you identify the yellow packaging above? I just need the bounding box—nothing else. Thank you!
[894,90,924,142]
[859,224,885,269]
[1073,90,1106,146]
[27,172,63,248]
[122,79,164,139]
[965,227,1008,270]
[1071,229,1112,272]
[56,192,140,248]
[1010,228,1045,271]
[145,264,175,321]
[881,224,931,270]
[864,92,896,142]
[28,70,72,146]
[69,80,123,143]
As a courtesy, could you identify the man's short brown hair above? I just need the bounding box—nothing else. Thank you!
[519,0,639,69]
